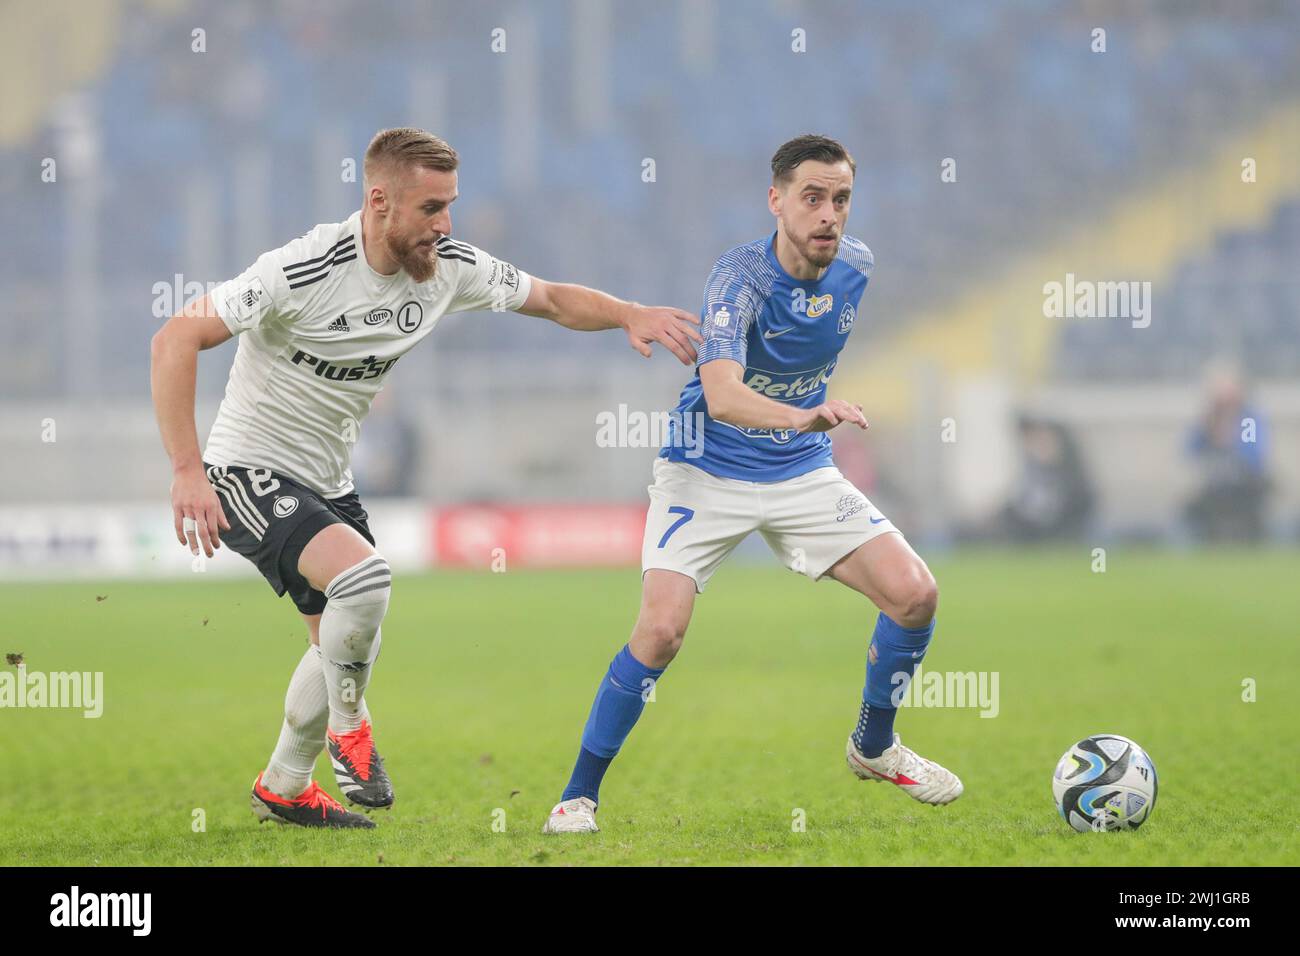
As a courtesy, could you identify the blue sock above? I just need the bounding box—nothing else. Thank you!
[563,747,613,804]
[560,645,665,804]
[852,613,935,758]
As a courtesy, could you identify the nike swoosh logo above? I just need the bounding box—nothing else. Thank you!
[869,768,918,786]
[849,753,919,786]
[763,327,795,339]
[869,515,887,524]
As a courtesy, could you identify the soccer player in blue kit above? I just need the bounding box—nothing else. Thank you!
[543,135,963,833]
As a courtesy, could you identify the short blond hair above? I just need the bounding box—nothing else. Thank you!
[363,127,458,188]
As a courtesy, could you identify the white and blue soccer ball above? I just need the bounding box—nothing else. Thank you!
[1052,734,1157,832]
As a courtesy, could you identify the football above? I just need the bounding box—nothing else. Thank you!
[1052,734,1158,832]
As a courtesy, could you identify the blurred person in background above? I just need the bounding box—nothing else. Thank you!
[1184,363,1270,543]
[997,414,1095,543]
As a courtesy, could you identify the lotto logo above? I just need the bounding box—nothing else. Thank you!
[806,294,833,317]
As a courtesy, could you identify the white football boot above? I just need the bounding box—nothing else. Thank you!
[541,796,599,833]
[846,733,964,805]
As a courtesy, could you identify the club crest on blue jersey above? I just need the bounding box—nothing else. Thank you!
[838,302,856,334]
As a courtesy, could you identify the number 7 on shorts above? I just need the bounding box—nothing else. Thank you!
[657,506,695,549]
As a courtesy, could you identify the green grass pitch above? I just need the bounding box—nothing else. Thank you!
[2,549,1297,866]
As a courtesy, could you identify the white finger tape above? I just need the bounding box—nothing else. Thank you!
[183,517,198,533]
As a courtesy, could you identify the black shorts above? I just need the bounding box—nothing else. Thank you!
[203,462,376,615]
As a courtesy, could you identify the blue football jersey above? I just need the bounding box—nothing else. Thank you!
[661,230,874,481]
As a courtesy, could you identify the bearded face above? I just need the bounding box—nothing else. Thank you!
[784,217,842,269]
[768,159,854,276]
[367,165,458,282]
[381,206,439,283]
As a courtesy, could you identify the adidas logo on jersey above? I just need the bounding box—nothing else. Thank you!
[326,314,351,333]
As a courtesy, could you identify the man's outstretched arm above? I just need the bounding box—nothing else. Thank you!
[149,293,233,557]
[516,278,703,366]
[699,359,869,433]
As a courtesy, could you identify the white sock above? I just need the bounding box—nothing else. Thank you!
[261,645,329,798]
[319,555,391,733]
[356,627,382,726]
[337,628,381,728]
[259,628,384,799]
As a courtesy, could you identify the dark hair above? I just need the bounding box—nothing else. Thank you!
[771,134,856,186]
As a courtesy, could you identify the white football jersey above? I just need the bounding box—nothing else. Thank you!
[204,209,531,498]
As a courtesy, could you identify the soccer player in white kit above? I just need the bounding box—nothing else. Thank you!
[151,128,702,828]
[543,135,963,834]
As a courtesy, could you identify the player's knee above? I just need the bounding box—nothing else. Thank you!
[636,616,687,664]
[324,554,392,625]
[893,570,938,629]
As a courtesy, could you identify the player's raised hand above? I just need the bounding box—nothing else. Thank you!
[799,399,869,433]
[171,467,231,557]
[623,305,703,366]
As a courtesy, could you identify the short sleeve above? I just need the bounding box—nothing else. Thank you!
[440,238,533,314]
[696,253,761,367]
[210,247,294,335]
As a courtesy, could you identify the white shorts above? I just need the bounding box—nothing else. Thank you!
[641,458,902,592]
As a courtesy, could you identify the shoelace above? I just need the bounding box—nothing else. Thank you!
[890,737,945,785]
[333,722,376,780]
[298,782,345,819]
